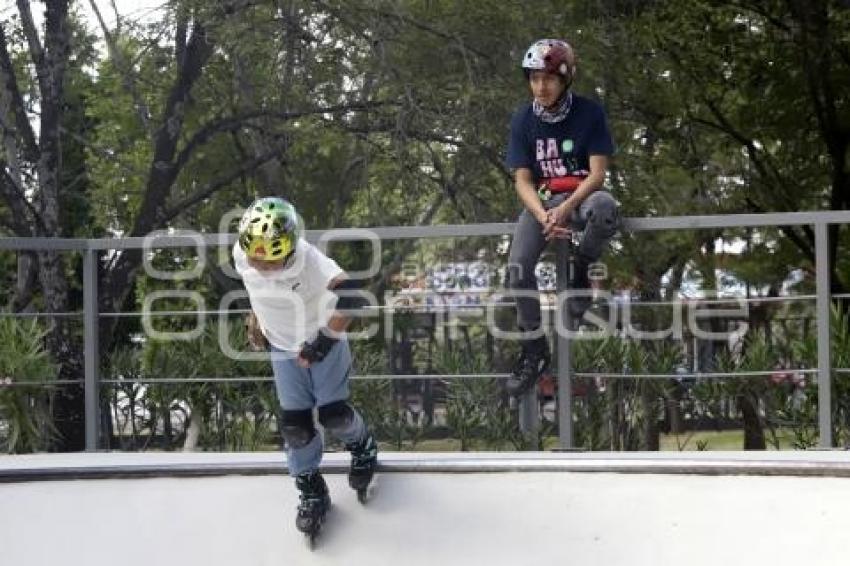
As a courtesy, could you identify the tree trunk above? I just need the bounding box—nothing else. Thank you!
[738,393,766,450]
[99,21,214,352]
[640,383,660,450]
[45,321,86,451]
[41,248,85,450]
[183,413,201,451]
[667,383,684,435]
[7,253,37,311]
[31,1,84,451]
[608,378,622,451]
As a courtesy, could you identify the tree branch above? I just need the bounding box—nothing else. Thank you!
[0,24,39,162]
[16,0,47,91]
[88,0,152,133]
[129,20,214,238]
[172,100,393,173]
[373,192,446,298]
[34,0,71,235]
[174,8,188,69]
[6,251,38,311]
[426,144,465,219]
[744,196,814,259]
[689,108,793,208]
[0,176,33,237]
[721,0,792,33]
[324,115,514,185]
[319,0,491,59]
[161,140,289,223]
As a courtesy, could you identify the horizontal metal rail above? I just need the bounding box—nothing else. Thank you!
[0,380,84,387]
[96,373,512,385]
[574,369,819,380]
[6,293,827,320]
[0,311,84,318]
[7,368,843,388]
[100,293,823,317]
[3,210,850,251]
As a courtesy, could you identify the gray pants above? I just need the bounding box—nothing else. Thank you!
[507,190,619,330]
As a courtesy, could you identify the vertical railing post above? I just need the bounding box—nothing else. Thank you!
[815,222,833,448]
[83,247,100,451]
[518,369,539,442]
[555,241,574,449]
[517,264,539,442]
[517,390,539,442]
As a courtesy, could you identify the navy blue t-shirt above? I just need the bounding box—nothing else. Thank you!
[506,94,614,183]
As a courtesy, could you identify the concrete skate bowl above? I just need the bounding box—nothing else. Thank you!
[2,451,850,566]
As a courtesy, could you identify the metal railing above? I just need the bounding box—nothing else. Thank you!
[2,210,850,450]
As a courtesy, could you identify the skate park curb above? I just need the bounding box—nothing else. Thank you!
[3,450,850,483]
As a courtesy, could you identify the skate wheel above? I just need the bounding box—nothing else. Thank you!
[301,512,326,550]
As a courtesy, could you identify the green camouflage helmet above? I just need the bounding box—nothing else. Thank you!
[237,197,301,261]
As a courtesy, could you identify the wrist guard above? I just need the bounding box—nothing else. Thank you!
[299,331,337,363]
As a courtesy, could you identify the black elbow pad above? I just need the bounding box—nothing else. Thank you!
[333,279,370,313]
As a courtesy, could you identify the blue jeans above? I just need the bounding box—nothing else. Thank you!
[270,339,366,476]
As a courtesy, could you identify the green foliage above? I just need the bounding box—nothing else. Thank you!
[437,345,523,451]
[569,326,836,452]
[571,336,682,450]
[104,320,275,451]
[349,342,419,450]
[792,305,850,447]
[0,319,58,453]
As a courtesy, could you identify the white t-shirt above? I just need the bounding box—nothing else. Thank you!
[233,239,344,352]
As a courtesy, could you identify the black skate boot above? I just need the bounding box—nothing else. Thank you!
[505,334,550,397]
[346,432,378,503]
[295,471,331,546]
[568,254,594,322]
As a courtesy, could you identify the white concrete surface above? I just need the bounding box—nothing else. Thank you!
[4,449,850,469]
[2,466,850,566]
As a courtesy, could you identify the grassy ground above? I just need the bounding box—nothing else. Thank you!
[381,429,810,452]
[658,428,808,451]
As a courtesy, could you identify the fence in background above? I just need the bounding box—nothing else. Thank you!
[2,210,850,450]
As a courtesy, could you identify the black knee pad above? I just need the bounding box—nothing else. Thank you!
[587,197,620,237]
[280,409,315,448]
[318,400,354,433]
